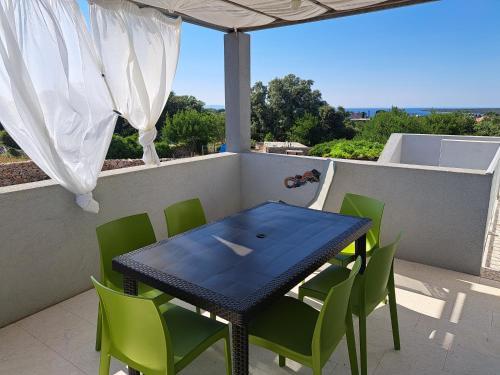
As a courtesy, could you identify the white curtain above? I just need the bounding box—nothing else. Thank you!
[90,0,181,165]
[0,0,117,213]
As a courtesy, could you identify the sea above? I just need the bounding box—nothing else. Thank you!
[347,108,430,117]
[204,105,500,117]
[346,108,500,117]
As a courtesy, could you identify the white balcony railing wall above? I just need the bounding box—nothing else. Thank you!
[1,139,499,327]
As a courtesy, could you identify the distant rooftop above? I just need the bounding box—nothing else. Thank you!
[262,141,308,148]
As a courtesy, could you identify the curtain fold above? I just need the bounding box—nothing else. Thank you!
[0,0,117,213]
[90,0,181,165]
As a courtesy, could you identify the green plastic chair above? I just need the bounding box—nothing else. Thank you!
[164,198,207,238]
[91,277,232,375]
[249,258,362,375]
[164,198,211,317]
[299,235,402,375]
[95,213,171,351]
[331,193,385,267]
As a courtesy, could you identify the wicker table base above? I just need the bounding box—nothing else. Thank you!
[231,324,249,375]
[123,276,140,375]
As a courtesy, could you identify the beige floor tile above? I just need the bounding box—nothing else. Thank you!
[444,342,500,375]
[3,259,500,375]
[372,336,448,374]
[0,324,85,375]
[57,289,99,326]
[17,304,94,345]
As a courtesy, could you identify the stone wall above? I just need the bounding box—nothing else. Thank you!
[0,159,145,187]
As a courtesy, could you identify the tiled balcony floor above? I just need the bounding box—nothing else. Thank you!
[2,259,500,375]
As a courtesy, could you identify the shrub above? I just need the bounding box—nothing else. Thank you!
[154,141,172,158]
[162,110,225,154]
[309,139,384,161]
[7,147,21,157]
[106,134,142,159]
[424,112,475,135]
[264,132,274,142]
[0,130,20,149]
[356,107,424,143]
[287,113,319,146]
[474,115,500,136]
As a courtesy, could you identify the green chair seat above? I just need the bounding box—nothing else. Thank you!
[249,258,362,375]
[299,265,351,303]
[331,243,376,267]
[250,296,318,359]
[299,265,388,317]
[92,278,232,375]
[162,304,229,372]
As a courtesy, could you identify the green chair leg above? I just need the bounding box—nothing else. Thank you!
[99,341,111,375]
[359,312,367,375]
[95,303,102,351]
[298,289,304,302]
[388,263,400,350]
[278,355,286,367]
[345,307,359,375]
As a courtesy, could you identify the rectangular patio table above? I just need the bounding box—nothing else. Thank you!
[113,201,371,375]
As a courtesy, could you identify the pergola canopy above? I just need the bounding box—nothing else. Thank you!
[132,0,435,32]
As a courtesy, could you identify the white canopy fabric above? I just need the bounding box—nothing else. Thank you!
[0,0,117,213]
[133,0,393,30]
[90,0,181,165]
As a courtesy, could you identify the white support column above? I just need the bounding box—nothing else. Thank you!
[224,32,251,152]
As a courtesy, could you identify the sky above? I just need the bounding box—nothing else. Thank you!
[78,0,500,108]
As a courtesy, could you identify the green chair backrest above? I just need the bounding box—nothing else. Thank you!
[340,193,385,252]
[96,213,156,290]
[91,277,173,373]
[164,198,207,237]
[313,257,362,367]
[363,234,401,313]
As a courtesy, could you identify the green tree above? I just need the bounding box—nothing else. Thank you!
[475,115,500,136]
[154,92,206,133]
[288,113,320,146]
[424,112,475,135]
[267,74,326,140]
[250,74,327,141]
[113,117,136,137]
[106,134,142,159]
[0,130,20,149]
[356,107,425,143]
[318,105,355,140]
[162,110,224,154]
[264,132,274,142]
[164,92,205,117]
[250,81,272,141]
